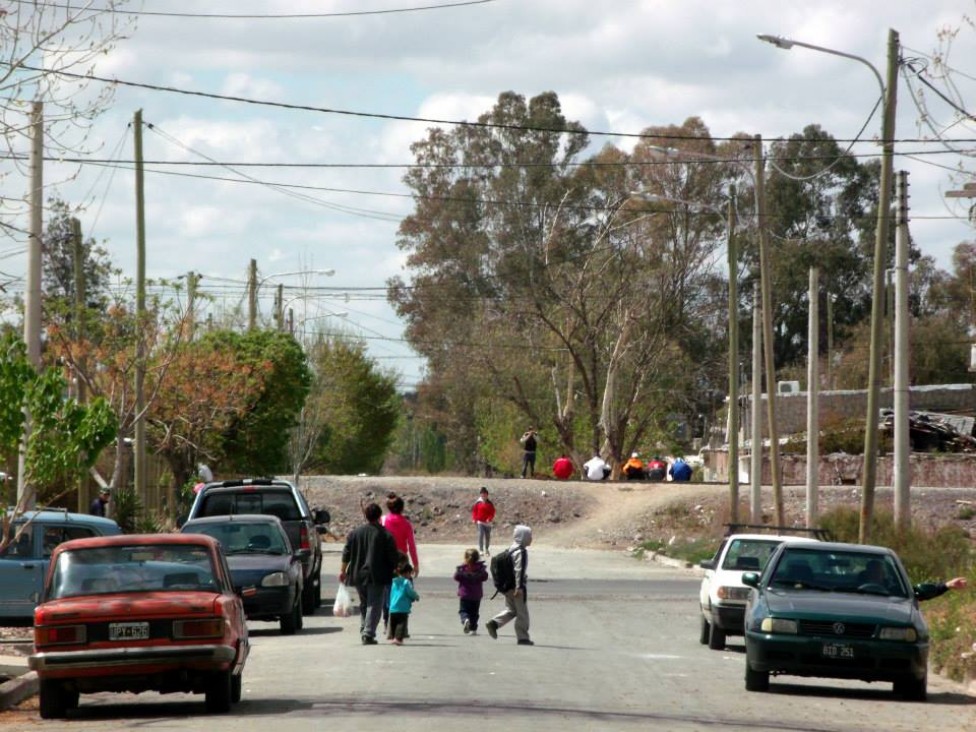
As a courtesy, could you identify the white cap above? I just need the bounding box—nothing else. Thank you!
[631,452,639,458]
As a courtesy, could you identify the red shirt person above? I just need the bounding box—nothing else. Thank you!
[471,487,496,554]
[552,455,574,480]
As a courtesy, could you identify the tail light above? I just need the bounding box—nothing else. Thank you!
[173,619,225,639]
[300,524,311,551]
[35,624,87,647]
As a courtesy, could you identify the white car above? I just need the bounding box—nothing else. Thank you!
[698,532,820,650]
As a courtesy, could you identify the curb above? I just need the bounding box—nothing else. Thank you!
[649,552,695,570]
[0,671,37,711]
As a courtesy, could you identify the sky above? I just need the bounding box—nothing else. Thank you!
[7,0,976,391]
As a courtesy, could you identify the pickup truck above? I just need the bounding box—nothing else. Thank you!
[698,526,822,650]
[186,479,330,615]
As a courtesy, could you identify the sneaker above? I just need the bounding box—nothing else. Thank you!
[486,620,498,639]
[517,639,535,646]
[463,619,472,634]
[361,635,378,645]
[393,639,403,646]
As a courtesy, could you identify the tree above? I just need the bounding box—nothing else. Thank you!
[295,336,399,476]
[0,4,136,230]
[41,199,116,312]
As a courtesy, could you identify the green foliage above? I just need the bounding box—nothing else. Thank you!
[110,486,141,534]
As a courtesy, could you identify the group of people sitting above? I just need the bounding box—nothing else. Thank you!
[550,452,693,481]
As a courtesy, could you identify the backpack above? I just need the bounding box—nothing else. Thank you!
[489,548,516,597]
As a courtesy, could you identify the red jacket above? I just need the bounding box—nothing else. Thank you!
[471,498,495,523]
[553,456,573,479]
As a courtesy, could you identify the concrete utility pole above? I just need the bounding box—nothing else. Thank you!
[72,217,90,513]
[754,134,783,525]
[187,271,198,341]
[806,266,820,527]
[893,171,910,528]
[18,101,44,509]
[860,29,900,544]
[134,109,148,507]
[726,190,739,523]
[750,281,762,523]
[248,259,258,330]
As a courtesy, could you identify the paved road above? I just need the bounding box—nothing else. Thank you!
[8,543,975,731]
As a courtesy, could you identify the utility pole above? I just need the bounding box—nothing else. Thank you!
[806,267,820,527]
[134,109,147,509]
[726,190,739,522]
[860,29,900,544]
[19,100,44,509]
[754,134,783,525]
[187,271,198,341]
[275,283,284,331]
[893,171,910,527]
[248,259,258,330]
[72,217,90,513]
[750,281,762,523]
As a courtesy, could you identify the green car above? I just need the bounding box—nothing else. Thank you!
[742,541,933,701]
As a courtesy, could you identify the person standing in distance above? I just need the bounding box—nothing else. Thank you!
[519,428,538,478]
[89,488,111,516]
[339,502,399,645]
[485,524,534,646]
[471,487,496,555]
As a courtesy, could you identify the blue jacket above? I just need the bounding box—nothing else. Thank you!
[389,576,419,614]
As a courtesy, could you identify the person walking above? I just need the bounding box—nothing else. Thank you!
[471,487,496,555]
[381,493,420,629]
[519,428,538,478]
[339,502,399,645]
[89,488,111,517]
[453,548,489,635]
[387,561,420,645]
[485,524,534,646]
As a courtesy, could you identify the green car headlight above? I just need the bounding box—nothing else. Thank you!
[760,617,798,634]
[878,626,917,642]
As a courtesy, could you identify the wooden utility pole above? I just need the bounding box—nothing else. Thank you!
[134,109,148,508]
[893,171,910,528]
[750,281,762,523]
[72,217,90,513]
[248,258,258,330]
[754,134,784,525]
[726,190,739,523]
[806,266,820,527]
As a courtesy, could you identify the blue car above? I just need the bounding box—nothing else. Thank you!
[180,514,304,635]
[0,509,121,621]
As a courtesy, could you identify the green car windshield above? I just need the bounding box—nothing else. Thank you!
[768,548,910,598]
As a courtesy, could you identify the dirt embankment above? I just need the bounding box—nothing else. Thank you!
[299,475,976,550]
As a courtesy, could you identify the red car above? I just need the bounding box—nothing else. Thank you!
[28,533,250,719]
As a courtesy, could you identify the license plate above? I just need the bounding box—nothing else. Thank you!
[822,642,854,659]
[109,622,150,641]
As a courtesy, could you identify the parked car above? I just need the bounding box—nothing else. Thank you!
[742,540,929,700]
[0,509,121,622]
[28,533,249,718]
[181,514,304,635]
[698,528,821,650]
[185,479,329,615]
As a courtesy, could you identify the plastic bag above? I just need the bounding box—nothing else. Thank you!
[333,582,354,618]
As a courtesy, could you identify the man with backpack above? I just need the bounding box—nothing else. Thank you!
[485,524,534,646]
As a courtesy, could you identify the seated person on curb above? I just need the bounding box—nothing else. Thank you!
[645,456,667,481]
[583,455,610,481]
[669,456,692,482]
[552,454,574,480]
[622,453,645,480]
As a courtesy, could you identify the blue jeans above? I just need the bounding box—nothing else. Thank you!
[521,450,536,478]
[459,598,482,631]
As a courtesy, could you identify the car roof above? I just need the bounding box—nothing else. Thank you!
[724,534,819,543]
[201,478,295,491]
[777,540,895,555]
[11,509,119,529]
[54,532,222,554]
[182,514,285,528]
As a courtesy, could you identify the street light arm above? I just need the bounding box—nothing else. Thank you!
[757,34,884,97]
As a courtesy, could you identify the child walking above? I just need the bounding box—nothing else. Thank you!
[453,548,489,634]
[387,562,420,645]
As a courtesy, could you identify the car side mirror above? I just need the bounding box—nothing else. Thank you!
[699,558,716,570]
[741,572,760,588]
[314,509,331,526]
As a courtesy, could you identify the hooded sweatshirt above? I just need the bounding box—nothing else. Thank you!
[510,524,533,590]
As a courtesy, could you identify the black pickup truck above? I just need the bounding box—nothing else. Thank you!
[186,478,331,614]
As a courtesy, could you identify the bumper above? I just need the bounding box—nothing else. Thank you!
[243,586,295,619]
[744,631,928,682]
[709,604,746,633]
[29,643,237,674]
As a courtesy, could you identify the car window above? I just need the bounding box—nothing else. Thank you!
[198,490,301,520]
[769,548,910,597]
[721,539,781,571]
[42,526,97,559]
[49,544,219,598]
[188,522,289,555]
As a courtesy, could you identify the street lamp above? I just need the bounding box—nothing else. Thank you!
[246,261,335,330]
[758,30,900,542]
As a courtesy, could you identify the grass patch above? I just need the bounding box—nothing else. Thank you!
[633,536,715,565]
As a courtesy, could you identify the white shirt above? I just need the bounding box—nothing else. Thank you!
[583,456,607,480]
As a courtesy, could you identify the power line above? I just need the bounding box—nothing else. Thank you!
[13,0,500,19]
[11,63,976,145]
